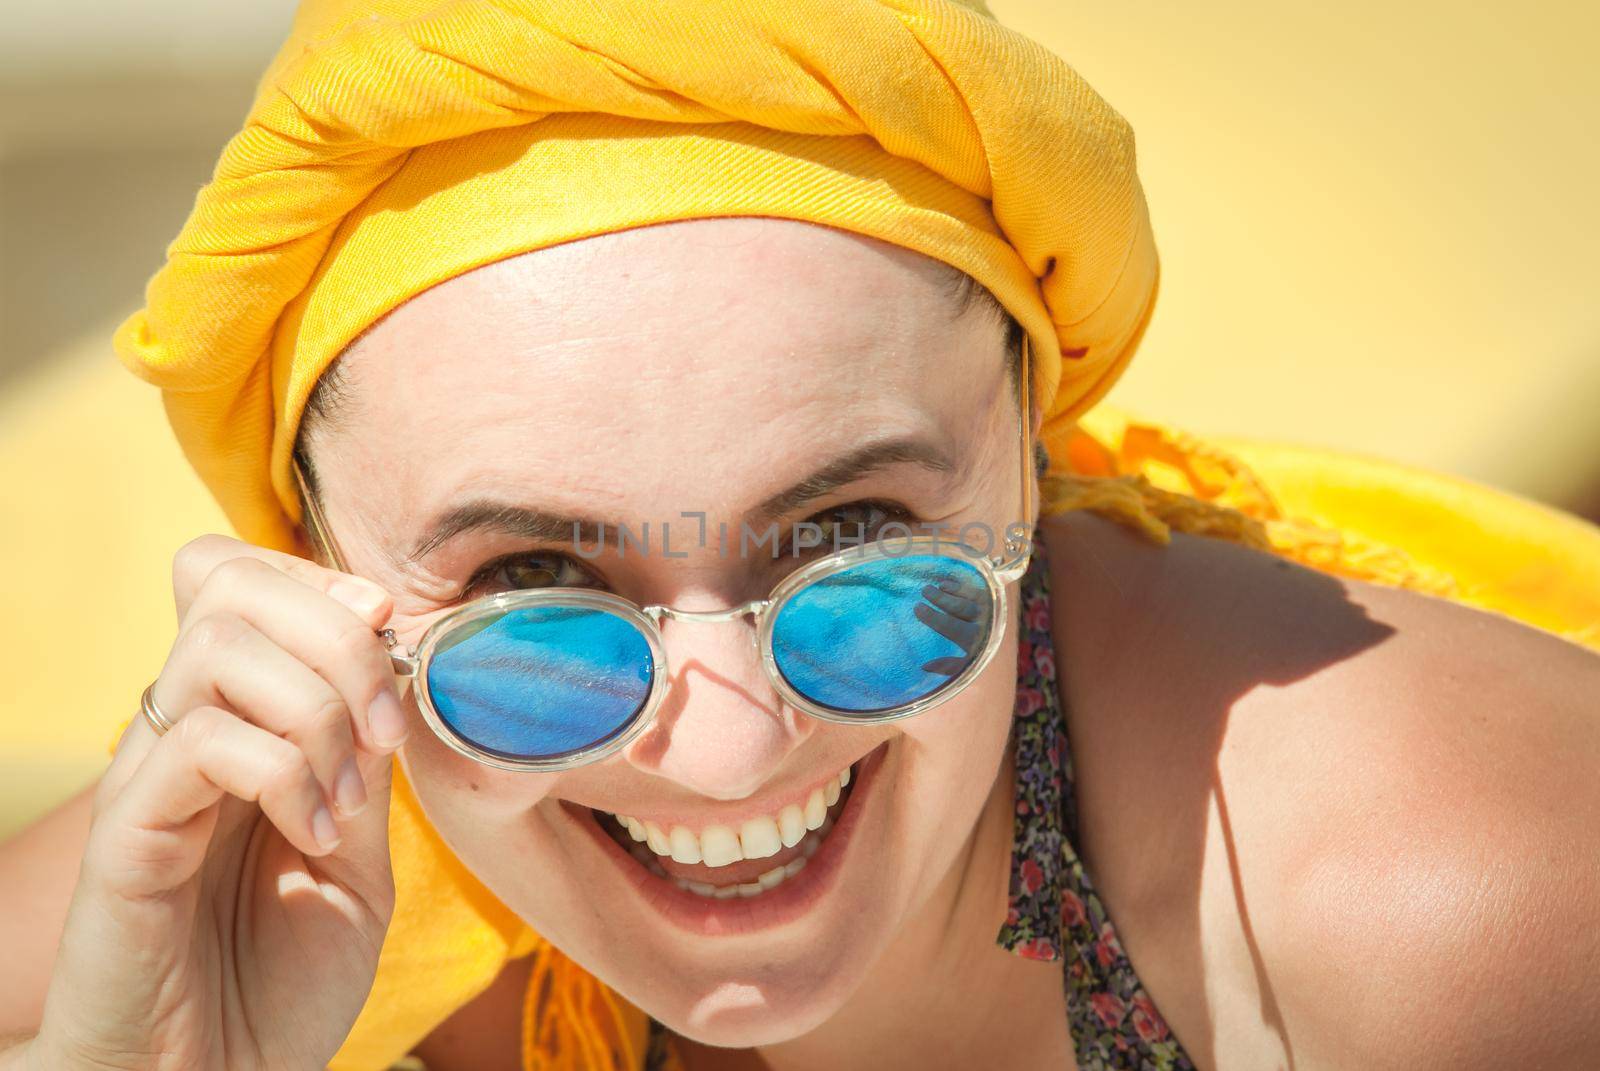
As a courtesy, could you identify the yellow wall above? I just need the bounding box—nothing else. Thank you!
[993,0,1600,506]
[0,337,230,836]
[3,0,1598,838]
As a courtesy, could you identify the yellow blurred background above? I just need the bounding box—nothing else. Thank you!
[2,0,1597,839]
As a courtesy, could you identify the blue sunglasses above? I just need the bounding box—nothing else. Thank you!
[292,346,1037,773]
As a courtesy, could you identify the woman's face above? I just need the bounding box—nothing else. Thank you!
[307,217,1035,1044]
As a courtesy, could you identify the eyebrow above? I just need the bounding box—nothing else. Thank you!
[400,435,960,564]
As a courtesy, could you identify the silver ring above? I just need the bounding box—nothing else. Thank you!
[140,681,176,737]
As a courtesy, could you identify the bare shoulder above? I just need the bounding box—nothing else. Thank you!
[1038,511,1600,1070]
[0,780,97,1036]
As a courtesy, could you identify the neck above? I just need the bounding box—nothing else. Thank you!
[748,741,1070,1071]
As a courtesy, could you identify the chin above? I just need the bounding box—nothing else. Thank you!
[456,739,924,1042]
[641,941,871,1048]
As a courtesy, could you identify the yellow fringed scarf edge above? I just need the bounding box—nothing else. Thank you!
[1048,411,1462,596]
[521,938,650,1071]
[1045,407,1600,653]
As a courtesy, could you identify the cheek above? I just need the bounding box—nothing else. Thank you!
[888,642,1020,872]
[397,688,562,826]
[903,628,1019,765]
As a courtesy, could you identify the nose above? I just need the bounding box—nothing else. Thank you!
[621,598,810,799]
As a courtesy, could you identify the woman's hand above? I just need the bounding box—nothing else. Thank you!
[29,534,408,1071]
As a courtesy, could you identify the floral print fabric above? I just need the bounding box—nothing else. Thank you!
[997,535,1195,1070]
[644,536,1194,1070]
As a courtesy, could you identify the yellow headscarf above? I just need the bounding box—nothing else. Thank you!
[109,0,1600,1068]
[112,0,1155,554]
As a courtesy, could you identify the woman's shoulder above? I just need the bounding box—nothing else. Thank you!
[1038,510,1600,1068]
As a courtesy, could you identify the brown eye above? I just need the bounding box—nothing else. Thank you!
[468,552,598,596]
[792,501,910,555]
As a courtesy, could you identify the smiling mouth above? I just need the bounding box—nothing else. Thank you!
[594,759,861,899]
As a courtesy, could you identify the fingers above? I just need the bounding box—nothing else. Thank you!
[178,555,408,755]
[918,576,990,673]
[921,580,985,622]
[156,614,368,818]
[124,532,409,884]
[97,713,161,819]
[89,706,340,900]
[914,598,983,651]
[170,533,392,632]
[320,739,399,887]
[921,655,971,676]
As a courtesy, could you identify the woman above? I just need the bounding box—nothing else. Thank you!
[3,0,1598,1069]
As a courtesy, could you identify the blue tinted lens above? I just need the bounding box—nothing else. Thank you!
[425,605,654,760]
[770,552,993,715]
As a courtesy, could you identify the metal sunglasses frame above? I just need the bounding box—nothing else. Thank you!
[291,337,1037,773]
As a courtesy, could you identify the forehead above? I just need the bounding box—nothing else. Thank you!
[321,218,1007,522]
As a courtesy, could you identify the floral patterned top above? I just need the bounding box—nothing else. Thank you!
[993,536,1196,1070]
[644,536,1196,1070]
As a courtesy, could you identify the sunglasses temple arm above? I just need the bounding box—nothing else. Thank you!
[292,459,421,681]
[291,457,354,574]
[994,333,1036,582]
[1019,333,1035,547]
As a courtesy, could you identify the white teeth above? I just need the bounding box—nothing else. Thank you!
[677,856,811,899]
[699,825,744,867]
[803,787,827,830]
[777,804,806,848]
[668,825,702,865]
[608,760,857,874]
[739,816,783,860]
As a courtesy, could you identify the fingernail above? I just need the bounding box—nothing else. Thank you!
[333,756,367,817]
[312,805,341,851]
[369,688,409,749]
[330,578,386,618]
